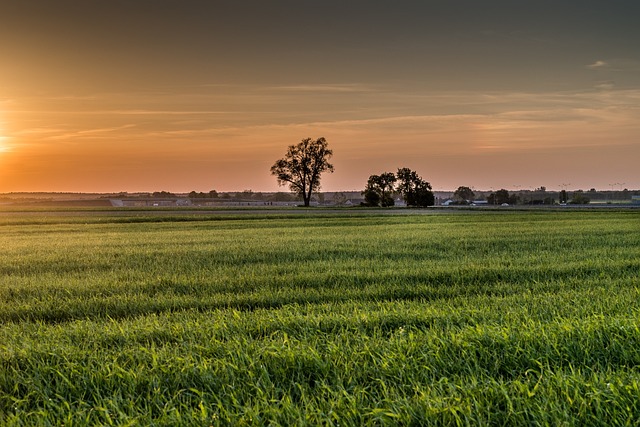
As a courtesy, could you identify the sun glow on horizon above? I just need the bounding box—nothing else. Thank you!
[0,112,11,152]
[0,117,6,151]
[0,119,8,151]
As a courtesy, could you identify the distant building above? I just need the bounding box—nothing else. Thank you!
[632,196,640,205]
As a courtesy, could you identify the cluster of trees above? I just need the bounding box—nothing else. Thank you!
[487,189,518,205]
[271,137,437,207]
[270,137,596,208]
[452,186,475,204]
[362,168,434,207]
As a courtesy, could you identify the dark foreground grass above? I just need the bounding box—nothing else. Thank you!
[1,209,639,425]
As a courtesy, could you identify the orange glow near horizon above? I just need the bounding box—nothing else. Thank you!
[1,2,639,193]
[0,115,9,153]
[1,89,639,193]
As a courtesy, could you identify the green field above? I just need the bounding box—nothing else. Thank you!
[1,209,639,425]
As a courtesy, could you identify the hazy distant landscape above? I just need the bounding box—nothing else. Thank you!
[1,188,638,208]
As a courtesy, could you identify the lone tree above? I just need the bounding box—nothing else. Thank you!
[270,137,334,207]
[396,167,434,207]
[454,186,475,203]
[487,189,516,205]
[362,172,397,207]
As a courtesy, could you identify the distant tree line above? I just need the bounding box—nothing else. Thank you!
[188,190,300,203]
[152,191,177,198]
[188,190,218,199]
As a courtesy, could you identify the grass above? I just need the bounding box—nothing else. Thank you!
[1,209,639,425]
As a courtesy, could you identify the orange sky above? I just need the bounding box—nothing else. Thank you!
[1,1,639,193]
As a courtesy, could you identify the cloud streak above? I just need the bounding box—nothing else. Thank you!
[587,60,608,69]
[45,124,137,141]
[268,84,376,93]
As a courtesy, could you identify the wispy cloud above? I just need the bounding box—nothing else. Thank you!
[14,127,68,136]
[45,124,137,141]
[595,81,615,90]
[8,109,239,116]
[268,84,375,93]
[587,60,608,69]
[100,110,236,116]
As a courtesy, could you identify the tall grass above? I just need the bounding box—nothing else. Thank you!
[1,210,639,425]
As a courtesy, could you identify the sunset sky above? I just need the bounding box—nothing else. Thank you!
[1,1,639,193]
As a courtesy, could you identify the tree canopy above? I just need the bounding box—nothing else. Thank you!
[487,189,517,205]
[362,167,434,207]
[270,137,334,207]
[395,167,434,207]
[362,172,397,207]
[454,186,475,203]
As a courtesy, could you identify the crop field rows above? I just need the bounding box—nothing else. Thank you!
[1,209,639,425]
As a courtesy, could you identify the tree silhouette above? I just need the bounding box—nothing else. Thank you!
[270,137,334,207]
[362,172,397,207]
[396,168,434,207]
[361,167,435,207]
[487,189,516,205]
[454,186,475,203]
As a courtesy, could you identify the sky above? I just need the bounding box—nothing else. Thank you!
[0,0,639,193]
